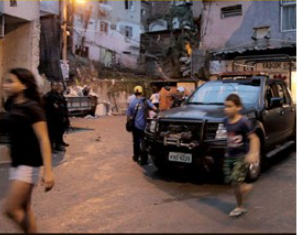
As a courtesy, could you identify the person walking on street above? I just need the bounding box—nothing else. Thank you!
[223,94,259,217]
[127,86,157,165]
[1,68,55,233]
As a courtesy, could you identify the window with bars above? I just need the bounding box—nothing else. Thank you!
[221,5,242,18]
[281,0,296,31]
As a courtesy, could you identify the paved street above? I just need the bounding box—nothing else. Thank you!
[0,116,296,233]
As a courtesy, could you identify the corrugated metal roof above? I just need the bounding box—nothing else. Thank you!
[210,39,296,55]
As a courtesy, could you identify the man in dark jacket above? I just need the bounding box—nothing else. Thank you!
[44,82,69,151]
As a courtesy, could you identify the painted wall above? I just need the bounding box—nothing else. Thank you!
[72,1,141,69]
[1,20,41,93]
[1,1,40,21]
[201,1,296,51]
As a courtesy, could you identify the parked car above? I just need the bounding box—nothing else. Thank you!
[145,72,296,181]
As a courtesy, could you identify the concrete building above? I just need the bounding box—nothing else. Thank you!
[139,0,203,79]
[199,1,296,97]
[0,0,41,108]
[72,1,143,70]
[39,1,62,83]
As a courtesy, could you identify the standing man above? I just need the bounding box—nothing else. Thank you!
[127,86,157,165]
[57,82,70,147]
[43,82,66,152]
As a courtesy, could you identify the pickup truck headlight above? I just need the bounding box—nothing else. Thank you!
[149,119,158,133]
[215,123,227,140]
[246,112,256,119]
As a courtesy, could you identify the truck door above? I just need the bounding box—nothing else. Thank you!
[262,84,284,146]
[279,84,295,140]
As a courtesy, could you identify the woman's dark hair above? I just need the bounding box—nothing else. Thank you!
[9,68,41,104]
[225,93,243,107]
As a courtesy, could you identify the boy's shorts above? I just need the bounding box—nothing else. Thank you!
[223,155,248,185]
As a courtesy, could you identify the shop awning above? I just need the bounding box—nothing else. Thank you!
[210,39,296,55]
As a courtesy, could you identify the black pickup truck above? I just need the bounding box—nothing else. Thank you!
[145,72,296,181]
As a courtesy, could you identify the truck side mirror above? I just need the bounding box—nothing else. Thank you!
[270,97,283,108]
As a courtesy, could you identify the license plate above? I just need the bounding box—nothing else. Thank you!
[168,152,192,163]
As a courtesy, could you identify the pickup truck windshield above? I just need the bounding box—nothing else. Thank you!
[187,82,261,108]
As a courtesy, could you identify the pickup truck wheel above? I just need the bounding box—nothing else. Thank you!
[152,158,171,173]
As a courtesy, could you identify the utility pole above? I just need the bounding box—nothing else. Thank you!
[61,0,70,82]
[62,0,68,62]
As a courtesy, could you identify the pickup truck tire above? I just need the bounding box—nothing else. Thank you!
[150,155,170,172]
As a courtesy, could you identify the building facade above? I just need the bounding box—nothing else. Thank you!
[0,0,41,108]
[139,0,203,79]
[199,0,296,97]
[39,1,62,83]
[72,0,143,71]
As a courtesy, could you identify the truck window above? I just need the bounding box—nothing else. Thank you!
[276,84,289,106]
[282,85,292,106]
[265,85,274,108]
[270,84,291,106]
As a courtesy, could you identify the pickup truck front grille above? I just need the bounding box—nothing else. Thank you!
[206,123,219,140]
[158,122,202,140]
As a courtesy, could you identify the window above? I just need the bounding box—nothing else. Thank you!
[100,21,108,33]
[281,0,296,31]
[171,0,192,6]
[99,0,107,4]
[269,84,290,107]
[276,84,290,105]
[221,5,242,18]
[125,0,134,10]
[10,0,17,7]
[125,26,133,39]
[251,26,270,40]
[188,82,261,109]
[75,45,89,58]
[141,9,146,16]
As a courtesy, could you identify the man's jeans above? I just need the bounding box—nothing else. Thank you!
[132,127,148,163]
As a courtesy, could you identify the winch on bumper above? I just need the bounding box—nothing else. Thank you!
[144,118,227,170]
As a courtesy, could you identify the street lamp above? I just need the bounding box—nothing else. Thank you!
[61,0,86,82]
[62,0,86,62]
[76,0,86,4]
